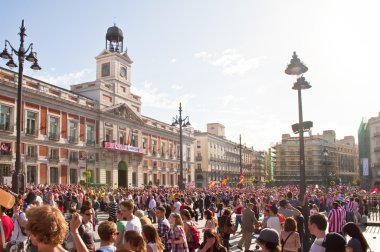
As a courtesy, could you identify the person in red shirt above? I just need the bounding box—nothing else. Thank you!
[0,205,14,252]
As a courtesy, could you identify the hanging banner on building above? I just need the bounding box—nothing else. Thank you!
[103,141,146,154]
[361,158,369,176]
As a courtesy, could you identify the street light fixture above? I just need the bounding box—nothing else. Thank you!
[285,51,311,251]
[0,20,41,194]
[171,102,190,190]
[235,134,244,187]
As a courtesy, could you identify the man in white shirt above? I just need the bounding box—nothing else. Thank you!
[148,195,157,223]
[309,213,327,252]
[119,200,142,235]
[173,198,181,214]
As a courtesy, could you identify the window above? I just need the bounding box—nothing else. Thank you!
[96,168,100,183]
[119,131,126,145]
[27,166,37,184]
[50,167,59,184]
[0,142,12,155]
[121,86,126,93]
[143,160,148,168]
[132,133,138,147]
[0,105,12,131]
[0,164,11,178]
[105,128,113,142]
[153,161,157,168]
[170,174,174,186]
[152,140,157,155]
[161,143,165,156]
[49,148,59,160]
[197,164,201,169]
[162,162,166,169]
[153,174,158,185]
[27,145,37,157]
[69,151,79,163]
[101,62,110,77]
[86,124,95,145]
[162,174,166,185]
[106,171,111,184]
[169,144,173,157]
[143,138,147,149]
[132,172,137,186]
[143,173,148,185]
[49,116,59,140]
[26,111,37,135]
[70,169,77,184]
[68,121,78,143]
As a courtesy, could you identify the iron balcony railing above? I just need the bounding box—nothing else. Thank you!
[48,155,59,163]
[68,135,78,144]
[48,132,60,141]
[25,127,38,136]
[25,154,38,162]
[0,123,13,132]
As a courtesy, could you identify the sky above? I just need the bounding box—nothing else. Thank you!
[1,1,380,150]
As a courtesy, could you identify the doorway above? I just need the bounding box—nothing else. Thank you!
[118,161,128,187]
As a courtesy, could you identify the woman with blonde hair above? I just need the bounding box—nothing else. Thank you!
[117,230,146,252]
[167,213,189,252]
[142,224,164,252]
[203,210,217,233]
[26,205,68,252]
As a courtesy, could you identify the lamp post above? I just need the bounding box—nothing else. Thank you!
[0,20,41,194]
[234,134,244,187]
[322,147,329,193]
[171,102,190,190]
[285,51,311,251]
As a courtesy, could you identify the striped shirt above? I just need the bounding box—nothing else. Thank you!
[346,201,355,212]
[328,207,346,233]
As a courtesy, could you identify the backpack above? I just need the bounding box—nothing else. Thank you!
[185,222,200,249]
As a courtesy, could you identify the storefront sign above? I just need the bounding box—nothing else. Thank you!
[103,141,146,154]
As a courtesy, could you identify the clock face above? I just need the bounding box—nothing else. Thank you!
[120,67,127,77]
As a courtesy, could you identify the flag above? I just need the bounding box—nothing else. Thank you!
[238,171,245,185]
[208,181,216,187]
[221,176,228,187]
[371,186,378,194]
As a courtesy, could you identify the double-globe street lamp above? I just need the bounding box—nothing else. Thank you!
[285,51,312,251]
[0,20,41,194]
[322,147,329,193]
[171,103,190,190]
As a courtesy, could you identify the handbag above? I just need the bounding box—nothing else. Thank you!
[223,217,235,234]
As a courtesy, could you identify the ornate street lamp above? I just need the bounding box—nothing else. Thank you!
[322,147,329,192]
[171,103,190,190]
[0,20,41,194]
[285,51,311,251]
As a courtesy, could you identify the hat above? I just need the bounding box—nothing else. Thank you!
[258,228,279,244]
[322,232,346,250]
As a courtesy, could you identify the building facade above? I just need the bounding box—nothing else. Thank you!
[194,123,260,188]
[358,114,380,189]
[273,130,359,186]
[0,25,194,188]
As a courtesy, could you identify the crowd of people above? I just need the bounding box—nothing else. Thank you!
[0,183,377,252]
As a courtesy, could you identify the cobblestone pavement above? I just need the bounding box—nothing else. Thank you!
[94,211,380,252]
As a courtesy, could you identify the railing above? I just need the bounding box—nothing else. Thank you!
[69,156,79,164]
[25,154,38,162]
[48,155,59,163]
[25,127,38,136]
[187,156,191,161]
[86,140,95,146]
[196,155,202,161]
[0,123,13,132]
[48,132,60,141]
[68,135,78,144]
[0,151,12,160]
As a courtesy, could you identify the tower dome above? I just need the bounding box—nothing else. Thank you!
[105,24,124,52]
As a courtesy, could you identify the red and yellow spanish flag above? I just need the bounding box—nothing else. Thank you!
[221,176,228,187]
[238,171,245,184]
[208,181,216,187]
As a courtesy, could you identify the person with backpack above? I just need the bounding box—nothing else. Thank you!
[217,208,234,251]
[180,210,199,252]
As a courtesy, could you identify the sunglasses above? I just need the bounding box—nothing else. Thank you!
[84,213,93,216]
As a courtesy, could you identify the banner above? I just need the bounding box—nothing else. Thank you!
[361,158,369,176]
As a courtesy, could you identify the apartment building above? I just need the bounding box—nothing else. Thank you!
[273,130,358,186]
[194,123,258,187]
[358,114,380,189]
[0,24,194,188]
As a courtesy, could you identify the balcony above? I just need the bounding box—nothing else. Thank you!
[68,135,78,144]
[25,127,38,136]
[0,123,13,132]
[186,156,191,162]
[25,154,38,162]
[86,140,96,146]
[48,132,60,141]
[48,155,59,163]
[69,156,79,164]
[196,155,202,161]
[0,151,12,161]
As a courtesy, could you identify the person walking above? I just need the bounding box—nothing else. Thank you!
[280,218,301,252]
[308,213,327,252]
[237,203,259,252]
[155,206,171,252]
